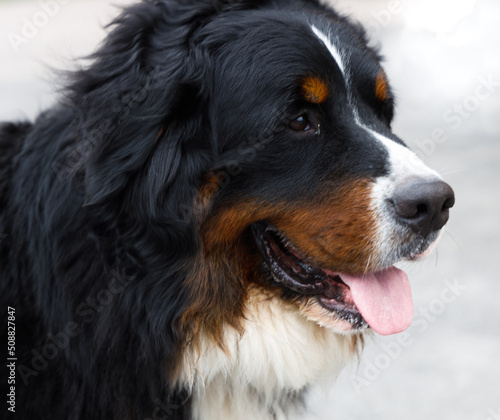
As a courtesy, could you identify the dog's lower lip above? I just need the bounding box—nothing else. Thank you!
[256,224,327,296]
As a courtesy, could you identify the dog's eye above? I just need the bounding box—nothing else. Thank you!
[289,115,311,132]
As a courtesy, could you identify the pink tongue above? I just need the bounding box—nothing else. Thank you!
[340,267,413,335]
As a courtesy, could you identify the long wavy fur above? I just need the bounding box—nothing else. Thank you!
[1,1,369,419]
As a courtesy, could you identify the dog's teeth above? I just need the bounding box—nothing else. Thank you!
[305,265,315,273]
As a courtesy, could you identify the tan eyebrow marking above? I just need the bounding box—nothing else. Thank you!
[301,76,330,104]
[375,71,389,102]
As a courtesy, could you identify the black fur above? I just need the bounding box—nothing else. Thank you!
[1,1,394,418]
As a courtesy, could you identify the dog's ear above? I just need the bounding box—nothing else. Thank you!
[67,2,207,207]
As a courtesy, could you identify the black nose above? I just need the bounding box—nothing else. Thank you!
[391,178,455,237]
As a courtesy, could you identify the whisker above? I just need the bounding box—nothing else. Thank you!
[435,166,464,176]
[340,250,353,272]
[444,228,464,255]
[363,254,372,276]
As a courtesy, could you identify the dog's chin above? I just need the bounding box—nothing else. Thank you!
[403,230,444,262]
[250,222,433,336]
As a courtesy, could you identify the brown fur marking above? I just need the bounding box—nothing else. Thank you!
[301,75,330,104]
[375,71,389,102]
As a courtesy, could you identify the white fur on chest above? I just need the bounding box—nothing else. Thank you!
[178,289,359,420]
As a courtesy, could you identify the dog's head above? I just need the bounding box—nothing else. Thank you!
[74,0,454,340]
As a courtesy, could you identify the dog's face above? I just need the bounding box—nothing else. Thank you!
[80,2,453,340]
[191,10,454,336]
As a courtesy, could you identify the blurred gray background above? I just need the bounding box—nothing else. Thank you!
[1,0,499,419]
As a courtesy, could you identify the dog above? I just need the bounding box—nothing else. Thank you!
[0,0,455,419]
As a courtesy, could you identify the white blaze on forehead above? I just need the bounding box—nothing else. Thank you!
[311,25,346,76]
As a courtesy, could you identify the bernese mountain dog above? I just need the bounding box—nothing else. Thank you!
[0,0,455,419]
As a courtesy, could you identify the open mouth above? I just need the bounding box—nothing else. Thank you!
[251,222,414,335]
